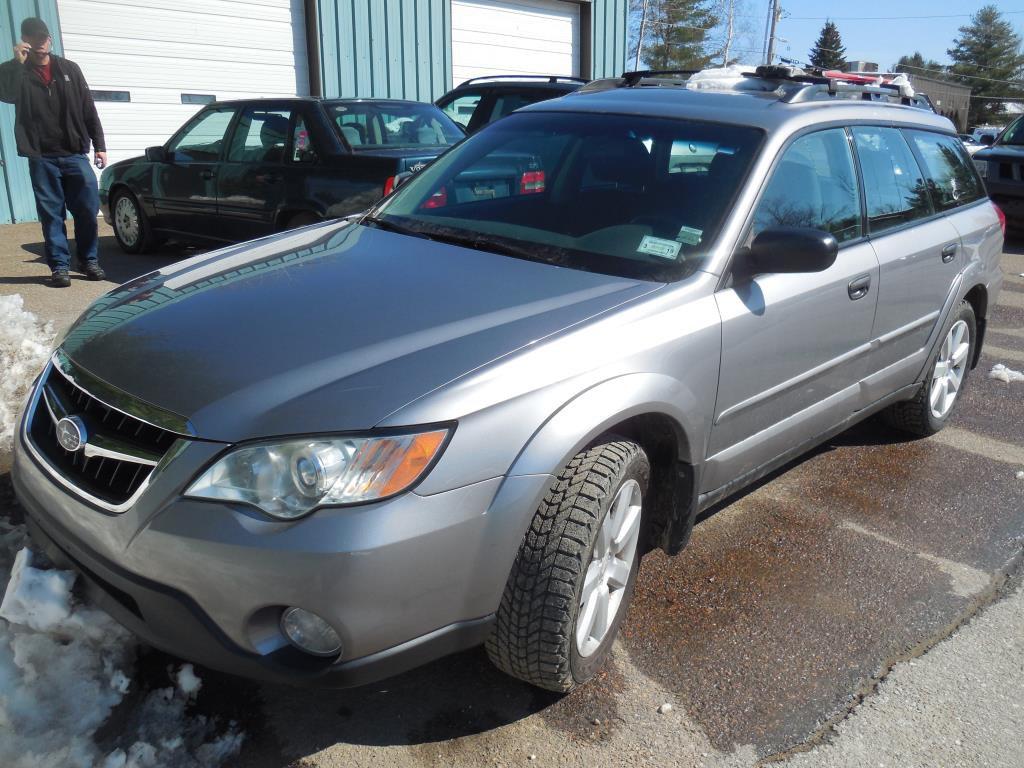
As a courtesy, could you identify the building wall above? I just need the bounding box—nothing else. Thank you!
[910,75,971,133]
[314,0,628,100]
[315,0,452,101]
[1,0,63,224]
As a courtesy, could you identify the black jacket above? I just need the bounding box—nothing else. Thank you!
[0,54,106,157]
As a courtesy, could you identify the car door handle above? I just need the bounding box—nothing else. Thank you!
[200,169,214,180]
[848,274,871,301]
[255,173,281,183]
[941,242,959,262]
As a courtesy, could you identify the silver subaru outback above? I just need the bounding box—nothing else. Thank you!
[13,69,1004,692]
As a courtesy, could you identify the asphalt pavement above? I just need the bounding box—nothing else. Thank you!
[0,221,1022,767]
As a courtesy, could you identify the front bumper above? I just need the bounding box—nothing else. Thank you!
[11,419,539,687]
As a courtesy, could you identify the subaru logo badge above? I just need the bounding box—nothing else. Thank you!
[56,416,88,453]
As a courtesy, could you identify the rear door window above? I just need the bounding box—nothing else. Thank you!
[227,108,292,163]
[753,128,862,243]
[904,130,986,211]
[852,127,933,235]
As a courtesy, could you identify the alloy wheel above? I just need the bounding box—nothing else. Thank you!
[929,319,970,419]
[115,196,140,247]
[575,479,642,657]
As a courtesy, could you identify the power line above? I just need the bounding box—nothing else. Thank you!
[778,10,1024,20]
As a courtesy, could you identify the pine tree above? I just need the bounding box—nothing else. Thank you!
[808,21,846,70]
[643,0,720,71]
[948,5,1024,126]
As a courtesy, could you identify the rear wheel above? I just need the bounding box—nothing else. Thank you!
[882,300,976,436]
[111,190,157,254]
[486,439,649,691]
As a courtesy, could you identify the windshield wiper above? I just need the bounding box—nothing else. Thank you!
[361,215,422,237]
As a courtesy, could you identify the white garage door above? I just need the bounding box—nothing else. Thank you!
[451,0,580,87]
[57,0,308,170]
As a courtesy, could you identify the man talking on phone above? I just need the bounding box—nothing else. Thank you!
[0,17,107,287]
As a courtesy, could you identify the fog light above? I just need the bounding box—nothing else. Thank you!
[280,607,343,657]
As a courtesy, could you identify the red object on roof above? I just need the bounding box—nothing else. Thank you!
[823,70,881,83]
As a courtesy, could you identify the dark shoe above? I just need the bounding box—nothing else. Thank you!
[49,269,71,288]
[76,261,106,281]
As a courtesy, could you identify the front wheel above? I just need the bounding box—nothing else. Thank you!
[882,300,976,436]
[111,191,157,254]
[486,439,649,691]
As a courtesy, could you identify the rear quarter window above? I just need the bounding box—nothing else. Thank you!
[905,130,987,211]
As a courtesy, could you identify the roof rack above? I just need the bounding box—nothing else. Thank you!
[575,70,698,94]
[456,75,588,87]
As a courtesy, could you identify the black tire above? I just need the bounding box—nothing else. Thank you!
[882,300,976,437]
[110,190,157,254]
[486,439,650,691]
[285,211,320,230]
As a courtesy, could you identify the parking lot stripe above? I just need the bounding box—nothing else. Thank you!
[988,325,1024,340]
[840,521,990,597]
[983,344,1024,363]
[998,290,1024,310]
[930,426,1024,466]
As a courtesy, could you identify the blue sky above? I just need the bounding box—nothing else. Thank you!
[721,1,1024,71]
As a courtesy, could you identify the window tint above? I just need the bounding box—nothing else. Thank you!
[852,127,932,234]
[906,130,986,210]
[487,91,554,122]
[753,128,862,243]
[227,108,291,163]
[440,93,482,128]
[167,109,235,162]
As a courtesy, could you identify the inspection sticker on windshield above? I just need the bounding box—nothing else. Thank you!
[637,235,681,260]
[676,226,703,246]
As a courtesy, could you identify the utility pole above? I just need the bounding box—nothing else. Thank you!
[765,0,782,65]
[634,0,649,72]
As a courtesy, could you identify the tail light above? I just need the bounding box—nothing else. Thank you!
[382,176,398,196]
[993,201,1006,236]
[420,186,448,209]
[519,170,545,195]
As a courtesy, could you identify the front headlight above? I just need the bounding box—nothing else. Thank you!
[185,429,449,519]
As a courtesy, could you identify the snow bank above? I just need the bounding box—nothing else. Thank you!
[0,295,54,452]
[0,531,243,767]
[989,363,1024,383]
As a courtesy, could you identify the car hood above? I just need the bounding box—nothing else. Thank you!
[59,222,660,442]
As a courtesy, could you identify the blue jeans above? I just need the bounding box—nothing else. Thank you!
[28,154,100,271]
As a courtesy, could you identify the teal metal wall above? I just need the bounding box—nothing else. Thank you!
[1,0,63,224]
[591,0,628,79]
[316,0,452,101]
[315,0,628,100]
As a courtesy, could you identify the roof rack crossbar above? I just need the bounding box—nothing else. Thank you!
[781,81,919,106]
[620,69,699,86]
[457,75,587,87]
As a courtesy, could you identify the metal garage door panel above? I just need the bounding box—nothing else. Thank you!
[57,0,308,169]
[451,0,579,86]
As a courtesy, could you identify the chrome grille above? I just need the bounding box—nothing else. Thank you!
[26,362,180,508]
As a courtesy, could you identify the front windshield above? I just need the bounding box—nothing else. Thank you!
[997,117,1024,146]
[327,102,464,149]
[365,112,763,281]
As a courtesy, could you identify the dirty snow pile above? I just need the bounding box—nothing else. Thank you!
[989,363,1024,383]
[0,524,243,767]
[0,295,54,452]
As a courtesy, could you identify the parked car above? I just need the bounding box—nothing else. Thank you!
[974,115,1024,230]
[436,75,585,134]
[99,98,464,253]
[15,67,1002,693]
